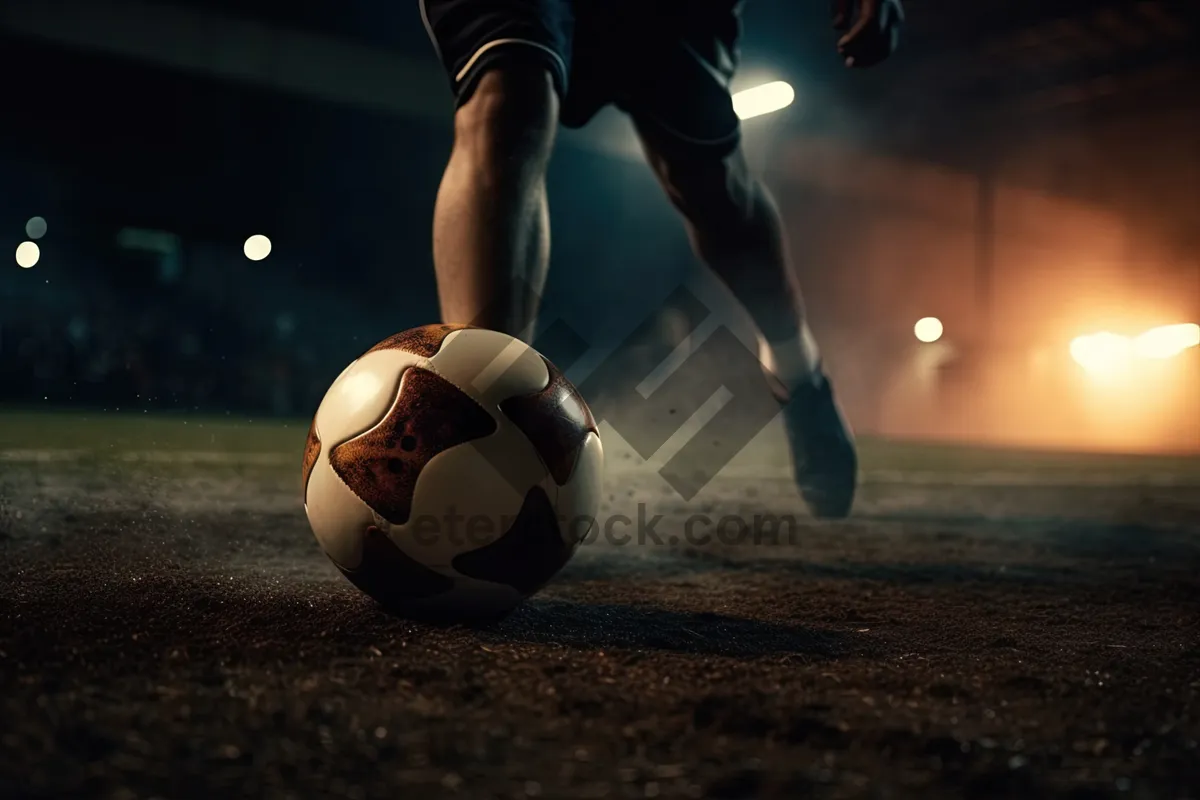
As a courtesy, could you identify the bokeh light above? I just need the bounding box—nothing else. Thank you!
[15,241,40,269]
[25,216,47,239]
[913,317,944,343]
[243,234,272,261]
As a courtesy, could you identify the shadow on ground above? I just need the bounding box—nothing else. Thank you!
[482,598,850,659]
[0,557,855,673]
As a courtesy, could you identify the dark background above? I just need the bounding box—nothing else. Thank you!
[2,6,1200,798]
[1,0,1198,447]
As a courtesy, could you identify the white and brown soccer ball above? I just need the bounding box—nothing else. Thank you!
[301,324,603,620]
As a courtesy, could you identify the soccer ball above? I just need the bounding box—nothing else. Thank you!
[301,324,603,620]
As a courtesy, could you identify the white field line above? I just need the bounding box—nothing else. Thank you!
[0,448,293,466]
[0,448,94,462]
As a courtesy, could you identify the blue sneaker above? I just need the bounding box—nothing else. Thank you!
[765,366,858,519]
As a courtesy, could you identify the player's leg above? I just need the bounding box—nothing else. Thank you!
[636,131,857,519]
[420,0,572,338]
[615,2,857,518]
[638,142,821,387]
[432,67,556,337]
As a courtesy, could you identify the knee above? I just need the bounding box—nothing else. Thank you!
[454,67,558,174]
[651,150,759,233]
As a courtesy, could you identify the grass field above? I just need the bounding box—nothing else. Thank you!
[1,410,1198,799]
[3,409,1198,481]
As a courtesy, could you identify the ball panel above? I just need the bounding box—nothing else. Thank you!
[429,328,550,407]
[388,425,552,567]
[366,323,467,358]
[301,418,321,499]
[334,525,456,608]
[450,484,571,595]
[329,367,498,526]
[305,455,377,569]
[553,430,604,546]
[314,349,426,448]
[498,356,598,486]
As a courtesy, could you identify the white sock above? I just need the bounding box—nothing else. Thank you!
[758,324,821,392]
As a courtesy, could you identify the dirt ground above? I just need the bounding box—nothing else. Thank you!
[0,416,1198,800]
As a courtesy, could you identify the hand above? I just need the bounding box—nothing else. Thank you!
[833,0,904,68]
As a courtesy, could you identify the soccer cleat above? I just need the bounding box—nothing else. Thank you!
[765,366,858,519]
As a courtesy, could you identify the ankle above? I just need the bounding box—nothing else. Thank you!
[757,325,821,393]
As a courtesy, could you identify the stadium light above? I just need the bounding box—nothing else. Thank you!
[244,234,272,261]
[1071,323,1199,376]
[1070,332,1133,377]
[25,216,47,240]
[913,316,944,343]
[15,241,40,269]
[732,81,795,120]
[1133,323,1200,360]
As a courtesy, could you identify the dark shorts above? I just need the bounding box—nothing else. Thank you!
[420,0,743,157]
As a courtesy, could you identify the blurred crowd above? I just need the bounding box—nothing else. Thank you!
[0,281,328,417]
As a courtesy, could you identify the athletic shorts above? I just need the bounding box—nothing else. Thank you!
[420,0,744,157]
